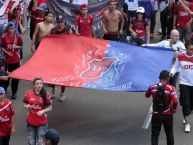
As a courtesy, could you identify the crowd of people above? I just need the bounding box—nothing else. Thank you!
[0,0,193,144]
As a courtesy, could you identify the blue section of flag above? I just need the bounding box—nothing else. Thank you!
[85,41,175,92]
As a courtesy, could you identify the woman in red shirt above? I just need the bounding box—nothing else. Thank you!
[23,77,52,145]
[129,7,150,45]
[0,87,15,145]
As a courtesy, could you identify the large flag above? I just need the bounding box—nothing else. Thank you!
[10,35,175,92]
[47,0,125,37]
[0,0,11,16]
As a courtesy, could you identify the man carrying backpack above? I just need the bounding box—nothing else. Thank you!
[145,70,178,145]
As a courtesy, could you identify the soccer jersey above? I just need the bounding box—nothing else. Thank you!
[131,17,148,37]
[1,33,22,64]
[145,83,178,114]
[23,89,52,126]
[0,99,14,137]
[171,52,193,86]
[176,3,193,29]
[75,15,94,37]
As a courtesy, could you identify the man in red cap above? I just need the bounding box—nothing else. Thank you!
[75,4,95,37]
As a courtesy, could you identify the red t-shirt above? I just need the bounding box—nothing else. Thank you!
[131,17,148,37]
[32,9,44,26]
[1,33,22,64]
[176,3,193,29]
[23,89,52,126]
[145,83,178,115]
[75,15,94,37]
[0,99,14,137]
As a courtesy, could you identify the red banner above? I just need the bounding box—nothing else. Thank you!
[10,34,108,87]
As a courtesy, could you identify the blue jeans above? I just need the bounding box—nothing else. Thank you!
[27,124,48,145]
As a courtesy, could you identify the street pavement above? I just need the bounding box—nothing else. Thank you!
[7,23,193,145]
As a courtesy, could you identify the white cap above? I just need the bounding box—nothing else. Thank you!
[136,7,145,13]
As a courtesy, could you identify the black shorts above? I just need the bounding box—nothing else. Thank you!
[179,84,193,116]
[103,34,119,41]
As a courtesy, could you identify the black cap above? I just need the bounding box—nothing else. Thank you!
[44,129,59,144]
[56,15,64,22]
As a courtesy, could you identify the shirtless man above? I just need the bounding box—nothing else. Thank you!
[31,11,54,51]
[102,0,124,41]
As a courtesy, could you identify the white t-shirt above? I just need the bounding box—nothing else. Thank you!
[146,39,185,54]
[125,0,138,11]
[171,52,193,86]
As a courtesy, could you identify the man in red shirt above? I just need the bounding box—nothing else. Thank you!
[30,3,48,39]
[145,70,178,145]
[1,22,23,99]
[75,4,95,37]
[0,87,15,145]
[173,0,193,41]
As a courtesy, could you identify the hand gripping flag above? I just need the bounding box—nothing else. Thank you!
[9,35,175,92]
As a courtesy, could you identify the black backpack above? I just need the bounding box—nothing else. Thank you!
[153,84,169,113]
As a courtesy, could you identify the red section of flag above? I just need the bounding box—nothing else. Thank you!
[9,34,109,87]
[5,0,15,14]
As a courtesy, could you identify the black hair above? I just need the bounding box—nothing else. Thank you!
[136,12,145,20]
[33,77,48,107]
[185,40,193,48]
[44,10,52,17]
[122,3,128,13]
[51,140,59,145]
[159,70,169,80]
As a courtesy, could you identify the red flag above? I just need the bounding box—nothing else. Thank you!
[9,34,108,87]
[4,0,15,14]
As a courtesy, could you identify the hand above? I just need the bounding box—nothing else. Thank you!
[36,110,44,116]
[75,32,80,35]
[169,73,173,77]
[27,104,33,110]
[178,0,182,4]
[31,44,35,53]
[103,29,108,34]
[119,30,123,34]
[11,127,15,135]
[8,52,13,56]
[12,44,17,49]
[132,32,137,38]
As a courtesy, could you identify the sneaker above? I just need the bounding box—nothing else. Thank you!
[158,29,162,35]
[185,123,191,133]
[57,93,66,102]
[11,94,17,99]
[182,119,186,124]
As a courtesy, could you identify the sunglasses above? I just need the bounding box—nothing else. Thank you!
[57,21,64,23]
[0,93,4,95]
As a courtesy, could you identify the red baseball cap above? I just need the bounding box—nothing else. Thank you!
[80,4,88,10]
